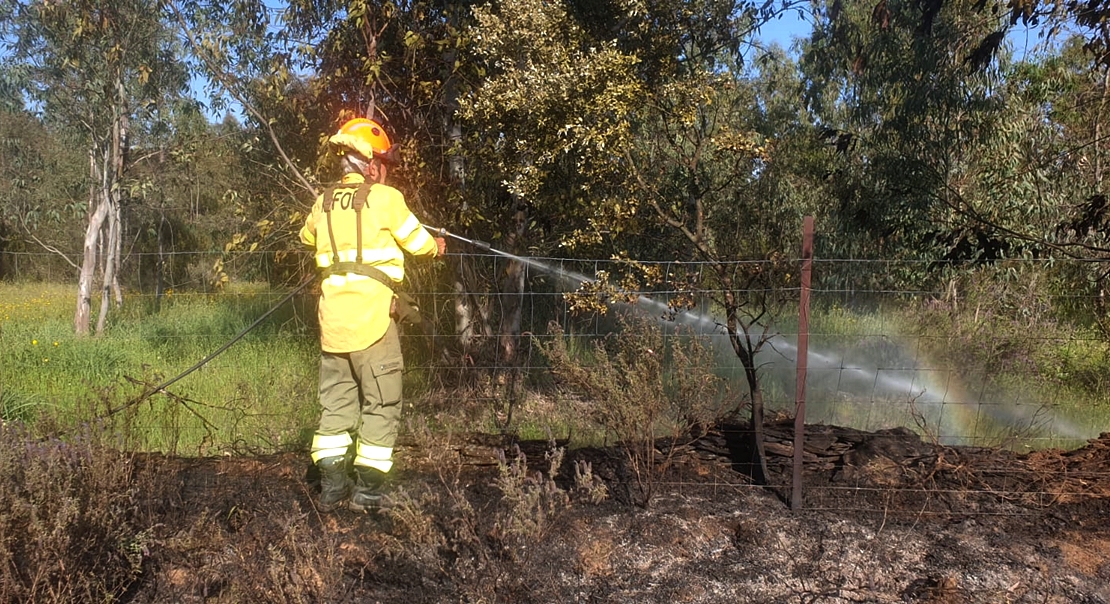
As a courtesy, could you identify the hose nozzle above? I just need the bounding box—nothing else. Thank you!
[424,225,491,251]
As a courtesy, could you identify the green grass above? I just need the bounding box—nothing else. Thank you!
[0,282,320,455]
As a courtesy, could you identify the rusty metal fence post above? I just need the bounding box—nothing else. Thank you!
[792,216,815,511]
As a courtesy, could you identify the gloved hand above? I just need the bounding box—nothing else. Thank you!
[435,237,447,256]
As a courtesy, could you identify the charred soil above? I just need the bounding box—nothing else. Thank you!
[126,419,1110,603]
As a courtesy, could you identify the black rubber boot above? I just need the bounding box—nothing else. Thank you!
[316,456,352,512]
[349,466,388,512]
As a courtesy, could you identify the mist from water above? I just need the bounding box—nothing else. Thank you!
[493,250,1095,450]
[762,332,1092,449]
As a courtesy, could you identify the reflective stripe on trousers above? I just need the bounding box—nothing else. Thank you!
[354,442,393,473]
[310,432,352,464]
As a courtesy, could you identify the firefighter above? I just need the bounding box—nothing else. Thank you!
[299,117,445,512]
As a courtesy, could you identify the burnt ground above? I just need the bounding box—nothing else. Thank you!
[126,418,1110,604]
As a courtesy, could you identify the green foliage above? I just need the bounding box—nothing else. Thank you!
[796,0,1104,285]
[126,106,260,288]
[1050,336,1110,394]
[0,111,87,272]
[460,0,643,203]
[1057,0,1110,67]
[911,262,1110,416]
[0,388,40,425]
[0,101,276,306]
[455,0,795,261]
[799,0,997,268]
[7,0,188,125]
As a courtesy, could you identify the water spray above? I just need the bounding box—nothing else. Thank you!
[425,224,600,287]
[425,220,1085,445]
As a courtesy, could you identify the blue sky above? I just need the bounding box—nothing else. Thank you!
[754,5,816,52]
[752,7,1057,61]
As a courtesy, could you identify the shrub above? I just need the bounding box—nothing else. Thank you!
[491,443,570,547]
[384,426,600,601]
[0,423,150,602]
[540,315,726,507]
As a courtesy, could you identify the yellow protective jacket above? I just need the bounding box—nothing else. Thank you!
[299,173,438,353]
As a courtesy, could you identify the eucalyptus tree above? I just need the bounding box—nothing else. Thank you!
[1006,38,1110,328]
[797,0,1110,314]
[5,0,189,334]
[1045,38,1110,234]
[795,0,1050,290]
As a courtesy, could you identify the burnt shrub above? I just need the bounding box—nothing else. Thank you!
[0,422,150,602]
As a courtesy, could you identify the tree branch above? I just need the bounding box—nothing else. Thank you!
[23,230,79,270]
[165,0,317,197]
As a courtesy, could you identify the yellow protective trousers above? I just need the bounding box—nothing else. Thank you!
[310,321,404,473]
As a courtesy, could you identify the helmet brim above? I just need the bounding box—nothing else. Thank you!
[329,133,400,165]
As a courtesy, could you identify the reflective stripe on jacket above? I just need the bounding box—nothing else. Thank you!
[299,173,438,352]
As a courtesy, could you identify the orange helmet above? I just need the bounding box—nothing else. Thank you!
[329,118,399,164]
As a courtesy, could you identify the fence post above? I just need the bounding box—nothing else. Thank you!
[792,216,815,511]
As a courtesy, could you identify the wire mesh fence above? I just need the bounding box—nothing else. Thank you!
[4,242,1110,512]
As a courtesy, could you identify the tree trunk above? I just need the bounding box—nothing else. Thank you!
[1096,66,1108,186]
[156,212,165,312]
[77,76,129,336]
[453,266,474,354]
[744,353,769,485]
[76,184,109,336]
[96,197,120,335]
[498,203,527,365]
[112,111,129,311]
[442,17,478,367]
[727,309,769,485]
[75,148,100,335]
[452,255,491,365]
[111,110,128,310]
[95,104,126,336]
